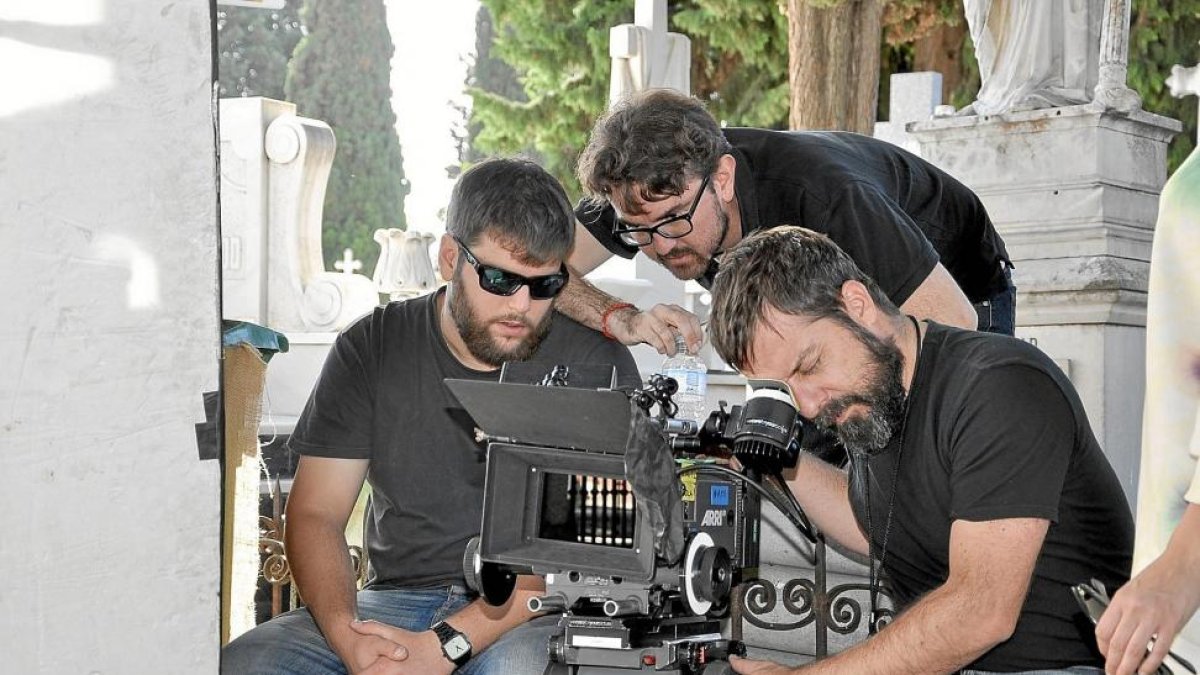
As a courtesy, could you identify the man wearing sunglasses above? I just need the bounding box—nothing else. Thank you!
[561,88,1014,356]
[223,158,640,675]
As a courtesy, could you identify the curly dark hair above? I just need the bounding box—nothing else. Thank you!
[576,89,731,214]
[709,226,898,371]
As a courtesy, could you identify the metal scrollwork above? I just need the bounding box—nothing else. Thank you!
[825,582,871,634]
[258,515,366,591]
[741,578,818,631]
[259,515,292,587]
[349,545,367,586]
[870,604,896,634]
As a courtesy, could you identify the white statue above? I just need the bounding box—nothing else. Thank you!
[962,0,1104,115]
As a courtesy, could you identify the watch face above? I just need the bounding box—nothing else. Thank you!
[444,635,470,660]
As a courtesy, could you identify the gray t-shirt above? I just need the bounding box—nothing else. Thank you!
[288,290,642,588]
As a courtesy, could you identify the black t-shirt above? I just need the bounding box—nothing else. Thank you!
[848,323,1133,671]
[576,129,1010,304]
[287,290,642,588]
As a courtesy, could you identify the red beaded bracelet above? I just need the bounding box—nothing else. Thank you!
[601,302,636,341]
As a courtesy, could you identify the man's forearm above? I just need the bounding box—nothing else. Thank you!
[556,270,626,331]
[442,576,546,654]
[796,582,1008,674]
[286,519,364,655]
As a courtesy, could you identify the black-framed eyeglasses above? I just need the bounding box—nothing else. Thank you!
[612,175,710,247]
[453,236,569,300]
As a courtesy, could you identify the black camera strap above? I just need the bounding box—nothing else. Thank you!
[859,315,923,634]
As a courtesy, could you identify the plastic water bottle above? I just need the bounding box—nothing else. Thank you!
[661,333,708,427]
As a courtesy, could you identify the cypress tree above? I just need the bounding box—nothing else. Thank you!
[286,0,408,274]
[216,4,304,99]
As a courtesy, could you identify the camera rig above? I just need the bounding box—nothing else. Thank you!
[447,368,816,675]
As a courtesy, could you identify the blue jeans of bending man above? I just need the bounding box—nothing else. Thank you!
[221,585,557,675]
[974,265,1017,336]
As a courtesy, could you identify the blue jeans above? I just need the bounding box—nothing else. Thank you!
[221,586,558,675]
[961,669,1101,675]
[974,265,1016,336]
[960,662,1099,667]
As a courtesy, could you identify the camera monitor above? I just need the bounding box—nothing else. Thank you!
[445,379,656,582]
[445,379,632,455]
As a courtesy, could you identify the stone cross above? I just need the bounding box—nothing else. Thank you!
[609,0,691,105]
[873,72,943,156]
[334,248,361,277]
[1094,0,1142,112]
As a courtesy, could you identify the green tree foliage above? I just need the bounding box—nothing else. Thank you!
[471,1,796,198]
[455,5,531,172]
[216,4,304,99]
[472,0,1200,188]
[285,0,409,274]
[1129,1,1200,172]
[672,0,789,128]
[469,2,632,197]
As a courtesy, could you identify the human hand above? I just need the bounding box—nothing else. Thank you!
[611,303,704,355]
[330,622,408,675]
[348,620,454,675]
[729,655,798,675]
[1096,554,1200,675]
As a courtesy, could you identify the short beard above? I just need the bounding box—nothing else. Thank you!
[448,276,553,367]
[812,320,907,456]
[658,186,728,281]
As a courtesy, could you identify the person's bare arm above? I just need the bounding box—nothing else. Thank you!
[1097,502,1200,675]
[733,518,1049,675]
[898,262,977,330]
[785,453,869,556]
[558,221,704,354]
[286,456,407,673]
[350,575,548,674]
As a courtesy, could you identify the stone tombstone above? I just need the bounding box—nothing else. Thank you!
[219,97,377,334]
[609,0,691,107]
[910,90,1180,504]
[874,72,943,155]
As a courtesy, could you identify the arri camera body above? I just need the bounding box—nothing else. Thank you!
[447,366,814,675]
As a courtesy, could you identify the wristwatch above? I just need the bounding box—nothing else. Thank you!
[431,620,472,667]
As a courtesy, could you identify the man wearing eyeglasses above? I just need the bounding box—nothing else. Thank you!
[223,158,640,675]
[560,88,1014,356]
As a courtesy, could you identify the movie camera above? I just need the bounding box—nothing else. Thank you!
[447,365,817,675]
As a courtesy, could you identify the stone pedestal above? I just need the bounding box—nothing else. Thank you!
[910,104,1180,502]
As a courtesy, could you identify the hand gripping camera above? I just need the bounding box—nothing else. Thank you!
[447,369,815,675]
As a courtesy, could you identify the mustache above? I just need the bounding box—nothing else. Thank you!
[813,394,872,430]
[493,313,533,328]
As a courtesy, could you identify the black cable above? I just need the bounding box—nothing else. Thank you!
[677,464,816,543]
[761,472,817,541]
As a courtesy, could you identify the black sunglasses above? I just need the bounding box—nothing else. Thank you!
[612,175,711,247]
[453,237,569,300]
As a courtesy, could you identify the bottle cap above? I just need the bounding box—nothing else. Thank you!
[673,332,687,353]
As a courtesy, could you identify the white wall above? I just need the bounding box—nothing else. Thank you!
[0,1,220,671]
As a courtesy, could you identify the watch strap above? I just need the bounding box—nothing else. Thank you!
[431,620,472,667]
